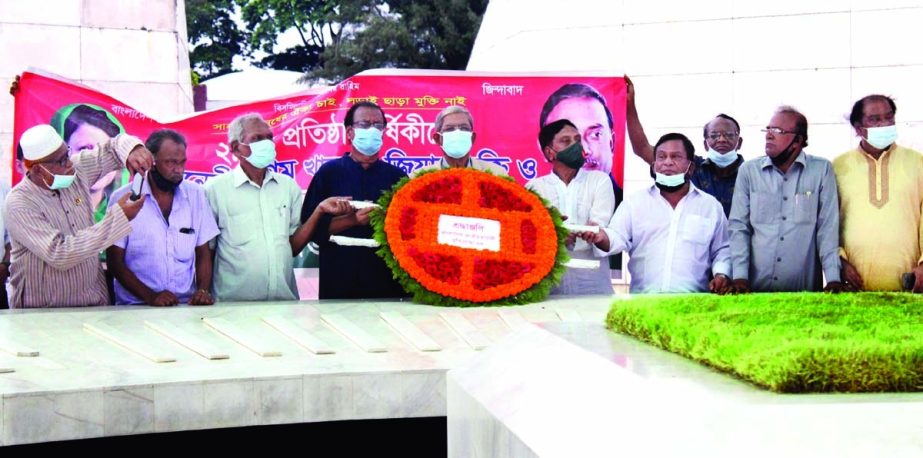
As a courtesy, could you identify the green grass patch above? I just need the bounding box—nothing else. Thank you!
[606,292,923,393]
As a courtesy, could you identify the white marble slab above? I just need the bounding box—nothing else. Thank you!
[262,316,335,355]
[0,297,614,446]
[84,322,176,363]
[145,320,229,360]
[202,317,282,357]
[440,312,491,350]
[379,312,441,352]
[448,323,923,458]
[321,313,388,353]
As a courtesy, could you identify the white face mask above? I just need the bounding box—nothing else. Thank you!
[864,125,897,150]
[706,147,739,168]
[654,164,690,188]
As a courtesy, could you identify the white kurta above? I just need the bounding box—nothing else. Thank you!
[526,169,615,295]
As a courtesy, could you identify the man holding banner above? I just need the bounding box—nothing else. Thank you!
[302,102,408,299]
[4,124,151,308]
[411,106,507,177]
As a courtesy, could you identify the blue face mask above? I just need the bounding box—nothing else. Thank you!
[706,147,739,168]
[440,131,473,159]
[865,125,897,150]
[352,127,384,156]
[242,139,277,169]
[40,165,76,190]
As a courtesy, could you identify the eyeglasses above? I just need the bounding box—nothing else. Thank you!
[761,127,799,135]
[354,121,386,130]
[441,125,472,133]
[706,131,739,141]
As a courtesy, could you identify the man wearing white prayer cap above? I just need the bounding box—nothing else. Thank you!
[3,123,153,308]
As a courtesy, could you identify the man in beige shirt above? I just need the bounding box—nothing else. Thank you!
[411,106,507,177]
[4,124,151,308]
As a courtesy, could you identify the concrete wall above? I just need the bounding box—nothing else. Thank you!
[468,0,923,199]
[0,0,194,184]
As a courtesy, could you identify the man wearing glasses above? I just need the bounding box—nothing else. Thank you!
[5,124,151,308]
[302,102,408,299]
[411,105,507,177]
[624,76,743,217]
[834,95,923,292]
[725,107,843,293]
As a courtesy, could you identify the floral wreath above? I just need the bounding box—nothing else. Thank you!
[371,168,569,307]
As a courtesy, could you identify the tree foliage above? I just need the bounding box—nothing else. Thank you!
[186,0,487,83]
[186,0,249,79]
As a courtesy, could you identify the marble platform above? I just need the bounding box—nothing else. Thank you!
[447,322,923,457]
[0,297,614,446]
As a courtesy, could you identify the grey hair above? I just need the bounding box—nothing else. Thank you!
[227,113,267,144]
[434,105,474,132]
[775,105,809,147]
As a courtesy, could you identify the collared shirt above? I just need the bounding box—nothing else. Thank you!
[109,179,219,304]
[410,156,508,177]
[729,151,840,291]
[595,184,730,293]
[302,154,408,299]
[205,166,303,302]
[527,169,615,295]
[834,144,923,291]
[4,134,140,308]
[692,154,744,217]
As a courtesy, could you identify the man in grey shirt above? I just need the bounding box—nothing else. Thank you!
[726,106,844,293]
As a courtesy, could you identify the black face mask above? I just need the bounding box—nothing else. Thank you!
[770,136,799,167]
[150,167,180,192]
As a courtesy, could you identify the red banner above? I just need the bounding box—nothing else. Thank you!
[12,69,626,189]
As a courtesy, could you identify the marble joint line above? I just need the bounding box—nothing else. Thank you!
[0,336,39,357]
[496,309,532,330]
[144,320,229,360]
[555,308,583,322]
[261,316,336,355]
[440,312,490,350]
[320,314,387,353]
[379,312,442,352]
[201,317,282,357]
[84,322,176,363]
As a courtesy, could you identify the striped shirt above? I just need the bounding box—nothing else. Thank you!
[4,134,141,308]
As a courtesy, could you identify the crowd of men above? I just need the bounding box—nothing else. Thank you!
[2,81,921,308]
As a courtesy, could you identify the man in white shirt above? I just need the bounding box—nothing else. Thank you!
[528,119,615,295]
[586,133,730,293]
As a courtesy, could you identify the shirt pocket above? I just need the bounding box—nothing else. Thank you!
[793,192,818,225]
[224,212,258,247]
[273,204,293,238]
[681,215,712,246]
[170,231,197,262]
[752,192,780,225]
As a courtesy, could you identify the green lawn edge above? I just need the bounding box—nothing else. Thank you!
[606,292,923,393]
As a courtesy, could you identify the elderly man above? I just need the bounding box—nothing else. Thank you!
[527,119,615,295]
[411,105,506,177]
[4,124,151,308]
[834,95,923,292]
[301,101,408,299]
[727,107,843,293]
[624,76,744,217]
[206,113,352,302]
[107,130,220,306]
[587,133,730,293]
